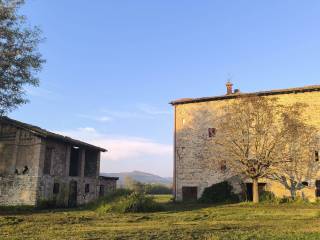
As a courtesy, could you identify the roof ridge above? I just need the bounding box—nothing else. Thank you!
[170,84,320,105]
[0,117,107,152]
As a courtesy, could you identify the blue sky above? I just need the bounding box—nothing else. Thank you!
[10,0,320,177]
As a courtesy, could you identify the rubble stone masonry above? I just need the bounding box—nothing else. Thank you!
[174,90,320,201]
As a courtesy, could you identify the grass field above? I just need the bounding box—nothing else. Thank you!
[1,195,320,240]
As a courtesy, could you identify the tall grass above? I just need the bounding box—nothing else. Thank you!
[93,189,164,213]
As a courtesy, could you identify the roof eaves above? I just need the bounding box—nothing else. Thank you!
[170,85,320,105]
[0,117,107,152]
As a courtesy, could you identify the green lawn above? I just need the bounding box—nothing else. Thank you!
[1,195,320,240]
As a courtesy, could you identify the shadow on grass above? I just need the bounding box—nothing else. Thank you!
[0,205,86,216]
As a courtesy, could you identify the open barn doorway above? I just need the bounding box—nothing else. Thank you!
[182,186,198,201]
[68,180,77,207]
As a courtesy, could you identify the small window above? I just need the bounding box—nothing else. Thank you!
[302,181,308,187]
[208,128,216,138]
[316,180,320,197]
[315,151,319,162]
[53,183,60,194]
[85,184,90,193]
[220,160,227,172]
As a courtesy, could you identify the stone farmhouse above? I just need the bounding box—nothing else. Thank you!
[171,84,320,202]
[0,117,118,207]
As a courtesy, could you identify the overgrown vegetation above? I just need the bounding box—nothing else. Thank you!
[0,0,45,115]
[123,176,172,194]
[2,195,320,239]
[145,183,172,195]
[92,189,164,213]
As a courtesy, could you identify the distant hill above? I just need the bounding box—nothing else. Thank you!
[101,171,173,186]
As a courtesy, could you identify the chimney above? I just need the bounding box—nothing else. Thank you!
[226,81,233,95]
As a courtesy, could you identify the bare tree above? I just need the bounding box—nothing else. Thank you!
[268,103,320,199]
[213,96,288,203]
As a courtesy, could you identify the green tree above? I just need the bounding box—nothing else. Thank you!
[0,0,44,115]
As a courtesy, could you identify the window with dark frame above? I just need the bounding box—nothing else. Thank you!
[53,183,60,194]
[85,184,90,193]
[208,128,216,138]
[315,151,319,162]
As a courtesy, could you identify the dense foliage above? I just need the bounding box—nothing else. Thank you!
[144,183,172,195]
[199,181,239,203]
[124,176,172,195]
[0,0,44,115]
[94,189,163,213]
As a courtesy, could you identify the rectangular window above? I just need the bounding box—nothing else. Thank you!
[315,151,319,162]
[316,180,320,197]
[53,183,60,194]
[208,128,216,138]
[85,184,90,193]
[44,147,53,175]
[220,160,227,172]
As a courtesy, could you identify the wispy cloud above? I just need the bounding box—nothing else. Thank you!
[54,127,172,175]
[77,114,113,122]
[25,86,62,101]
[137,103,171,115]
[78,104,171,123]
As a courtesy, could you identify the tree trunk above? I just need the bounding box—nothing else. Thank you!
[290,187,296,200]
[252,178,259,203]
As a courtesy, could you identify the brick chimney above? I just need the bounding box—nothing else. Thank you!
[226,81,233,95]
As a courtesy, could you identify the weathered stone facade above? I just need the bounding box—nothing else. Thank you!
[0,117,118,206]
[171,85,320,201]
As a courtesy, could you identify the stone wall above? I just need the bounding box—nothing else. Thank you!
[0,121,102,207]
[174,91,320,201]
[0,123,43,205]
[38,139,101,206]
[39,176,99,206]
[99,178,117,196]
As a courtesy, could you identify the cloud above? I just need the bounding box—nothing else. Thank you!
[25,86,63,101]
[78,104,171,124]
[54,127,172,176]
[77,114,113,122]
[137,104,171,115]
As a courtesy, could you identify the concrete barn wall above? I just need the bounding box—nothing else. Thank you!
[174,91,320,201]
[0,123,43,206]
[99,178,117,196]
[38,139,101,206]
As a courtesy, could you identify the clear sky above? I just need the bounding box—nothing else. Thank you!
[10,0,320,177]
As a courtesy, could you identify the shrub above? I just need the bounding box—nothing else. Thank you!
[199,181,239,204]
[260,191,278,203]
[88,188,132,210]
[96,191,164,213]
[279,196,309,204]
[112,192,164,213]
[144,184,172,195]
